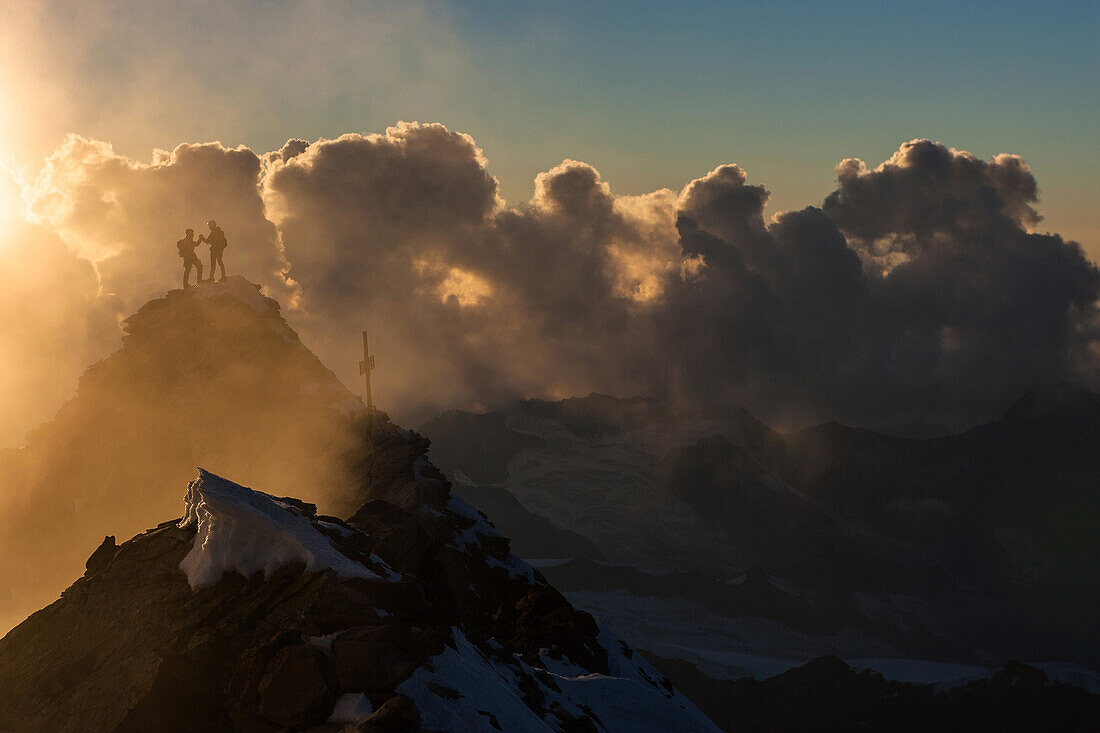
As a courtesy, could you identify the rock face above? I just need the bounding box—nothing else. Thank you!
[0,347,717,733]
[257,645,340,728]
[0,459,717,731]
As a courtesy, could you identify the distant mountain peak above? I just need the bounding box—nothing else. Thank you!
[1002,381,1097,423]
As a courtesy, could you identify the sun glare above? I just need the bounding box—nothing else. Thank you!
[0,156,26,231]
[0,173,22,230]
[0,80,27,230]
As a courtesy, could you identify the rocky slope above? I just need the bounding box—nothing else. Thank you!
[0,280,717,731]
[0,461,714,731]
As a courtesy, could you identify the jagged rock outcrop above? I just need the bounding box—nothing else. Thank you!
[0,461,715,731]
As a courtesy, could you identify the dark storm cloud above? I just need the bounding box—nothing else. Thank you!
[659,141,1099,433]
[259,132,1100,433]
[822,141,1099,431]
[262,124,509,416]
[824,140,1042,244]
[261,131,1098,434]
[665,167,868,428]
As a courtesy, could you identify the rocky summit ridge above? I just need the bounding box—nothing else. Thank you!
[3,276,377,632]
[0,279,718,732]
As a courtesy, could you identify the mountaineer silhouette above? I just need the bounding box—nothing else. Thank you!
[175,228,203,288]
[200,219,228,282]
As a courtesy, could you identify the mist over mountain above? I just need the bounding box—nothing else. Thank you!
[1,275,1096,731]
[0,277,373,633]
[419,388,1100,726]
[3,3,1097,729]
[5,133,1098,450]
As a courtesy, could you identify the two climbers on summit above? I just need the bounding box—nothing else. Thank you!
[177,220,229,288]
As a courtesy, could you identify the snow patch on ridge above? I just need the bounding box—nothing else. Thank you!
[328,693,374,723]
[447,493,538,581]
[178,469,379,589]
[397,628,720,732]
[447,494,503,546]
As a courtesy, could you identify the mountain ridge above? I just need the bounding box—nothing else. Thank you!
[420,388,1100,671]
[0,279,718,731]
[1,276,374,632]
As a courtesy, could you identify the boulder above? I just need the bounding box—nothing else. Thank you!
[331,625,421,693]
[84,535,118,576]
[348,501,438,576]
[257,645,338,728]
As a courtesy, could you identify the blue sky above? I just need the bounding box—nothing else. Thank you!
[442,1,1098,243]
[3,0,1097,253]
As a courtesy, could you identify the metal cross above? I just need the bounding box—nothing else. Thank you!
[359,330,375,413]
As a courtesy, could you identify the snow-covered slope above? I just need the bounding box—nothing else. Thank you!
[401,628,716,732]
[0,452,721,730]
[171,467,719,730]
[177,470,391,588]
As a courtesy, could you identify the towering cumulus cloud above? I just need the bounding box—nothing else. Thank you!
[262,125,677,418]
[3,129,1098,444]
[665,142,1099,432]
[29,135,296,308]
[816,142,1099,430]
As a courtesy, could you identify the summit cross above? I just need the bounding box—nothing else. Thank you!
[359,330,375,414]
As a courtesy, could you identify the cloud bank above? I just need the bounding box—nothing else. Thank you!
[3,128,1098,444]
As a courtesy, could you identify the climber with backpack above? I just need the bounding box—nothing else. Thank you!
[199,219,228,282]
[176,228,204,288]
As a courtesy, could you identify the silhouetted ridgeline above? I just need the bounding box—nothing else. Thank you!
[1,277,374,633]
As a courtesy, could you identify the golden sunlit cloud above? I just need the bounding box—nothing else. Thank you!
[606,242,673,304]
[1,126,1096,455]
[438,267,493,307]
[413,256,493,307]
